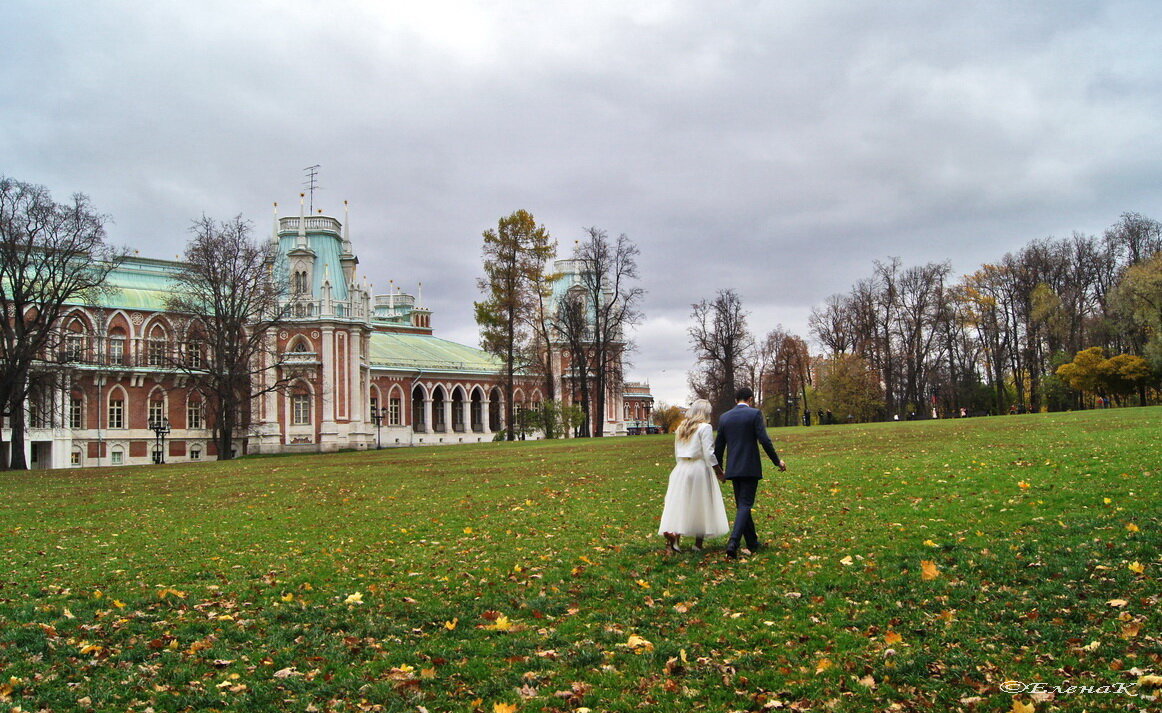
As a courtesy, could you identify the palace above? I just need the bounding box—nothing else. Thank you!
[5,200,653,469]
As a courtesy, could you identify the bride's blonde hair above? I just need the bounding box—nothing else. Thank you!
[674,399,713,442]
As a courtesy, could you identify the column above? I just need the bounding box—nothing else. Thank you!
[319,326,339,450]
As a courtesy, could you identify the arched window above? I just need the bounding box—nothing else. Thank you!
[388,386,403,426]
[69,391,84,429]
[411,384,427,433]
[291,384,312,425]
[470,387,484,432]
[431,386,447,432]
[451,386,466,432]
[184,327,204,368]
[187,396,204,429]
[369,385,382,423]
[148,393,166,428]
[108,326,127,365]
[147,324,167,366]
[64,317,87,361]
[108,388,127,429]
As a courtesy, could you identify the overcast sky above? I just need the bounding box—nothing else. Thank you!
[4,1,1161,405]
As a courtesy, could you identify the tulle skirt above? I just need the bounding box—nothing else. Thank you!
[658,458,730,538]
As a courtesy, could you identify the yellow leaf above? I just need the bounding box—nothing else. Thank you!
[1120,621,1141,639]
[463,527,473,534]
[112,599,125,609]
[421,667,437,679]
[636,579,651,589]
[92,589,103,599]
[1017,481,1030,489]
[281,593,294,602]
[923,540,938,547]
[884,631,903,646]
[444,618,458,631]
[488,614,514,631]
[1103,497,1112,504]
[1128,561,1145,574]
[1011,700,1035,713]
[1138,674,1162,687]
[920,560,939,581]
[815,658,832,674]
[839,555,853,566]
[624,634,653,651]
[493,703,519,713]
[1125,522,1140,532]
[344,592,363,605]
[157,588,186,600]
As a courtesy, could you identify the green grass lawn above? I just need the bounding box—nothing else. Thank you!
[1,408,1159,713]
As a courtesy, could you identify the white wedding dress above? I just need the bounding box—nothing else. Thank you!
[658,422,729,538]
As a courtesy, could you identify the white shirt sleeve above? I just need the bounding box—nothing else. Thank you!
[700,423,718,468]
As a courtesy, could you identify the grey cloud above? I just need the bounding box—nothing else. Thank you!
[3,0,1161,406]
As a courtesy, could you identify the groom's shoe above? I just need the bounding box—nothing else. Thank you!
[725,541,739,559]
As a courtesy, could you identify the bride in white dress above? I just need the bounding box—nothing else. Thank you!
[658,399,729,552]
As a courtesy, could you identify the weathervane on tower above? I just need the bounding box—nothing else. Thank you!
[303,164,321,213]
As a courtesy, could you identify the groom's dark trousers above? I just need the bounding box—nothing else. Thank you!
[729,478,760,549]
[714,403,781,551]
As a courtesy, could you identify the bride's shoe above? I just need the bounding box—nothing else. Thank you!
[692,537,704,551]
[664,532,681,552]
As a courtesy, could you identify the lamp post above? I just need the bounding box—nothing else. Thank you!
[149,416,170,464]
[369,405,383,450]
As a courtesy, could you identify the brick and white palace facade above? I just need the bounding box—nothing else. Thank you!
[5,202,654,469]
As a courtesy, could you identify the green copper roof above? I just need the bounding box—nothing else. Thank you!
[66,256,182,311]
[63,256,500,376]
[368,331,501,374]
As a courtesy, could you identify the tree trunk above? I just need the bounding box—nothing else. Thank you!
[7,381,28,470]
[576,359,591,438]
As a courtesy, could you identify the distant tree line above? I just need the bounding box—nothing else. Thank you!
[689,212,1162,424]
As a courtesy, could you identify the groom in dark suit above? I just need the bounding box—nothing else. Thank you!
[713,387,786,559]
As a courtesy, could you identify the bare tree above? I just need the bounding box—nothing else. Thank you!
[574,228,644,436]
[0,177,125,469]
[1105,212,1162,268]
[552,289,594,436]
[689,289,753,419]
[165,215,291,460]
[762,328,811,426]
[528,250,560,402]
[809,294,855,356]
